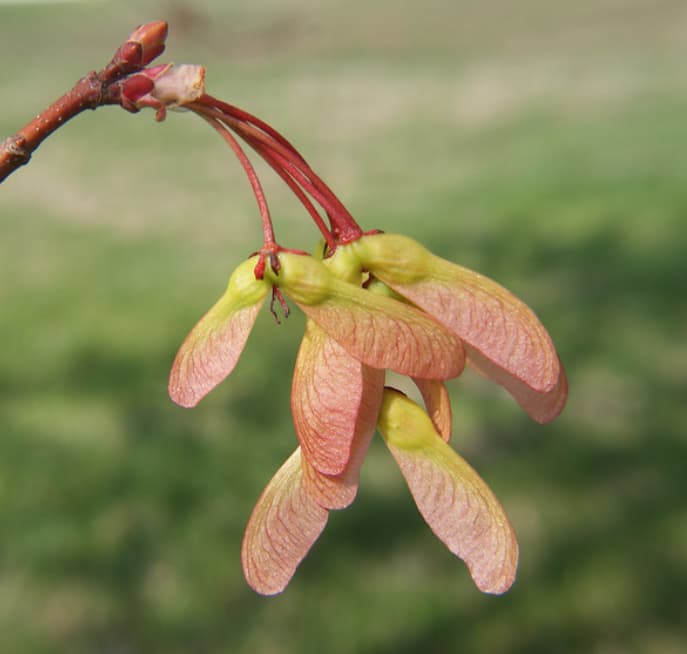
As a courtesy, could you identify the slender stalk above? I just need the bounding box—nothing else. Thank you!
[232,118,363,243]
[198,94,307,166]
[201,115,277,247]
[191,99,364,243]
[191,103,337,249]
[245,134,338,252]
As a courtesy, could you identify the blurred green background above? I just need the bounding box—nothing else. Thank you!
[1,1,686,652]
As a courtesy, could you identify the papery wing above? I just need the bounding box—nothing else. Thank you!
[378,389,519,594]
[413,377,453,441]
[467,347,568,424]
[359,234,566,421]
[276,252,465,381]
[241,448,328,595]
[169,257,269,408]
[297,360,384,509]
[294,286,464,381]
[292,321,383,475]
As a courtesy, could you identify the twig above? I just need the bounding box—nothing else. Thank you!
[0,21,168,184]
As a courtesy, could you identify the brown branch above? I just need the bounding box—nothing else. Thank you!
[1,73,110,179]
[0,21,168,184]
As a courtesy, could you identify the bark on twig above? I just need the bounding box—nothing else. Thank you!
[0,21,168,184]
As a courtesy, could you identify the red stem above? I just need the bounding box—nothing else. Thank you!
[194,104,337,249]
[201,115,277,247]
[199,94,307,165]
[233,117,363,243]
[242,132,337,252]
[192,105,336,251]
[191,98,364,243]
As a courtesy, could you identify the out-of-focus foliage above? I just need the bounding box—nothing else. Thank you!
[1,1,685,652]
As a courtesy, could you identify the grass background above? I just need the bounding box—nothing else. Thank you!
[1,1,686,652]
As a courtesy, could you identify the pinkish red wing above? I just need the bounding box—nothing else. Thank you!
[298,358,384,510]
[413,377,453,441]
[241,448,328,595]
[467,347,568,423]
[168,258,269,408]
[292,320,384,476]
[291,280,465,381]
[360,234,566,422]
[378,389,519,594]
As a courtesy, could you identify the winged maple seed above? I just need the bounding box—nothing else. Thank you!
[105,24,569,595]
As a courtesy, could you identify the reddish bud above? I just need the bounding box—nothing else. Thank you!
[127,21,168,66]
[120,74,155,104]
[116,41,143,69]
